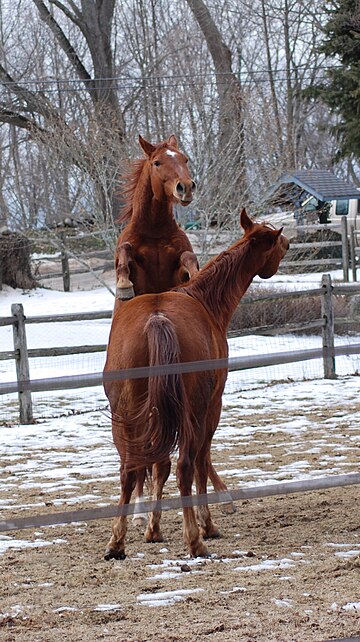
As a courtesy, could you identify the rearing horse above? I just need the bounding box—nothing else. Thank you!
[115,134,199,301]
[103,209,289,559]
[114,134,233,519]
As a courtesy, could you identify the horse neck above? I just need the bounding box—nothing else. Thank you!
[184,239,257,332]
[130,165,176,233]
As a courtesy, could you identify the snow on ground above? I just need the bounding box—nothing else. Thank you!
[0,272,359,553]
[0,274,360,626]
[1,269,359,421]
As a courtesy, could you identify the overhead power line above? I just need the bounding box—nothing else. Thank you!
[0,65,341,92]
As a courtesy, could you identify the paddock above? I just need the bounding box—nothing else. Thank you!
[1,372,359,642]
[1,276,360,641]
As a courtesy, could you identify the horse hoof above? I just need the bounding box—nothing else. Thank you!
[191,542,210,558]
[104,548,126,561]
[220,502,236,515]
[116,286,135,300]
[145,529,164,543]
[201,525,221,540]
[133,514,148,527]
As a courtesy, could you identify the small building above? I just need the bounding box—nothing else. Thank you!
[265,169,360,229]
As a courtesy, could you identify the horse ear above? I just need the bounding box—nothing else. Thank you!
[138,134,156,157]
[240,208,253,231]
[167,134,178,149]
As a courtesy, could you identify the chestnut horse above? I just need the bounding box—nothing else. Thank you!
[115,134,198,302]
[103,210,289,559]
[114,134,233,518]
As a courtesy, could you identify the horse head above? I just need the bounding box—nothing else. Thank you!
[138,134,196,205]
[240,208,289,279]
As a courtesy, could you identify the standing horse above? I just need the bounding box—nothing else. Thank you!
[114,133,232,518]
[103,209,289,559]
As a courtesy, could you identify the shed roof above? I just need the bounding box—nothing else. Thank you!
[266,169,360,206]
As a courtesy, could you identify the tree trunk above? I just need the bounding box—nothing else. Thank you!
[0,231,36,290]
[184,0,246,203]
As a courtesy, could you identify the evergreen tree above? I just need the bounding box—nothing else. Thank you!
[313,0,360,159]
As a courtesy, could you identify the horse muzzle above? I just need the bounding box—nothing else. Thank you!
[174,180,196,205]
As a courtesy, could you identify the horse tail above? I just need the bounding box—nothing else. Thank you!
[128,312,193,469]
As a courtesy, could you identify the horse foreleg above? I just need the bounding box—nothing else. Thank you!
[208,456,236,514]
[132,468,148,527]
[177,452,209,558]
[195,449,220,540]
[104,467,136,561]
[115,241,135,300]
[206,400,236,515]
[145,459,171,543]
[178,250,199,283]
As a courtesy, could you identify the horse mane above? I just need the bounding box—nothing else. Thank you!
[182,223,284,325]
[117,158,146,224]
[179,236,252,326]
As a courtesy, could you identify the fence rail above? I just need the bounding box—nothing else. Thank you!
[2,343,360,398]
[0,472,359,533]
[1,275,360,423]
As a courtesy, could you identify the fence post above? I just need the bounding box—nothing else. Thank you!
[321,274,336,379]
[341,216,349,282]
[350,225,356,282]
[60,232,70,292]
[11,303,33,423]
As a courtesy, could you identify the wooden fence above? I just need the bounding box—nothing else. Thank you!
[1,275,360,424]
[350,225,360,282]
[279,218,350,281]
[31,217,359,291]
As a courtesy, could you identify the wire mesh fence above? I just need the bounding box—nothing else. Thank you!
[1,277,360,424]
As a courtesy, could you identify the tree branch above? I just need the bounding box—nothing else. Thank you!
[48,0,82,26]
[0,107,43,132]
[32,0,95,91]
[0,64,60,120]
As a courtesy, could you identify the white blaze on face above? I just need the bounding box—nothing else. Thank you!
[166,149,178,157]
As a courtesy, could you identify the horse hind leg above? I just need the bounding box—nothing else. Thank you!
[145,459,171,543]
[177,453,209,558]
[104,467,136,561]
[115,242,135,300]
[206,402,236,514]
[195,449,220,540]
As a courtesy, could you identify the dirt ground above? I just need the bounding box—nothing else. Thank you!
[1,394,359,642]
[0,488,359,642]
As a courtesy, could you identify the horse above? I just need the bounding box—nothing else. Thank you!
[114,133,233,519]
[114,133,199,302]
[103,209,289,559]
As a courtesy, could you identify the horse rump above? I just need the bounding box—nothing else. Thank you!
[125,312,193,470]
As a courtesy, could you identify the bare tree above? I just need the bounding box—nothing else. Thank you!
[0,0,126,223]
[184,0,246,205]
[0,0,344,242]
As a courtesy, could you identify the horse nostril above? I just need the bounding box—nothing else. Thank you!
[191,181,196,192]
[176,182,185,194]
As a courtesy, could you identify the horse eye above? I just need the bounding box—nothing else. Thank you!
[154,160,161,167]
